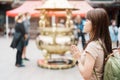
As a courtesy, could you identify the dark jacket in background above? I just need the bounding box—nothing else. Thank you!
[10,22,26,51]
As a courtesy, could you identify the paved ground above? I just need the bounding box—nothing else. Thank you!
[0,37,83,80]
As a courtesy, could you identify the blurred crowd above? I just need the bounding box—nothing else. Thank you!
[9,13,120,50]
[9,12,120,67]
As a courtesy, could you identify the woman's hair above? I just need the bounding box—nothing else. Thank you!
[15,13,23,22]
[86,8,112,54]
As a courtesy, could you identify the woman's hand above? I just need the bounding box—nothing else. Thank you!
[70,45,81,60]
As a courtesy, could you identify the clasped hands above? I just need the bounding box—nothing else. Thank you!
[70,45,81,60]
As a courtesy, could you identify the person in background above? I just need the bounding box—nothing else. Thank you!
[109,20,118,49]
[57,19,65,27]
[11,14,27,67]
[70,8,112,80]
[74,15,86,49]
[22,12,31,61]
[117,26,120,48]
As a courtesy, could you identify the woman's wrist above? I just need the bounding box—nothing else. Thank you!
[73,53,81,60]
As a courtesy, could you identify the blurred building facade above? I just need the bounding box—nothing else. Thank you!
[87,0,120,27]
[0,0,120,37]
[0,0,12,35]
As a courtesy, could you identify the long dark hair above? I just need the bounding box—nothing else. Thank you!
[85,8,112,55]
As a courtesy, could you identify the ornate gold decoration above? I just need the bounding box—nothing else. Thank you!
[65,9,74,28]
[39,9,46,27]
[37,58,76,69]
[35,0,78,69]
[39,9,50,27]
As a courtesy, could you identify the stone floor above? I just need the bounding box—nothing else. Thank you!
[0,37,83,80]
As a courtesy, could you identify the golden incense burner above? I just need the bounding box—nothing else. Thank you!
[35,0,78,69]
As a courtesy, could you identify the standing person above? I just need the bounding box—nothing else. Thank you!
[74,15,86,48]
[70,8,112,80]
[109,20,118,49]
[22,12,31,61]
[10,14,27,67]
[57,19,65,27]
[118,26,120,48]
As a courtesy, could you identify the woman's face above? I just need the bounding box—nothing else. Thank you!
[83,19,92,34]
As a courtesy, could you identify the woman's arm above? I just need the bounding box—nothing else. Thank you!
[19,23,28,40]
[77,52,95,80]
[70,45,95,80]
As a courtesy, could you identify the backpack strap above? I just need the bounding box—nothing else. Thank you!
[98,40,108,55]
[94,40,107,80]
[94,69,99,80]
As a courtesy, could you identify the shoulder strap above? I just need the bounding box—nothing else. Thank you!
[98,40,107,54]
[94,69,99,80]
[94,40,108,80]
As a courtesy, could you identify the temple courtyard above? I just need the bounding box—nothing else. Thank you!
[0,37,83,80]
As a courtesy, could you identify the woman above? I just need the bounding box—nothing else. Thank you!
[70,8,112,80]
[118,26,120,51]
[11,14,27,67]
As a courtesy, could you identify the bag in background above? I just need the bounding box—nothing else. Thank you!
[10,32,21,48]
